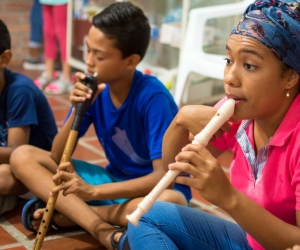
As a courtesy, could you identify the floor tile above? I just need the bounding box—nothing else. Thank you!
[3,202,37,238]
[0,226,17,246]
[52,108,71,125]
[40,233,105,250]
[72,143,106,162]
[46,95,70,108]
[4,246,27,250]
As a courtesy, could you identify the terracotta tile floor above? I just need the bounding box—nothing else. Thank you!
[0,67,234,249]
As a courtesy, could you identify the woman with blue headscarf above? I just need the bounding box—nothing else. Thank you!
[126,0,300,249]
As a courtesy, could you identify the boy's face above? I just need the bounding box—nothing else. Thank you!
[85,26,130,84]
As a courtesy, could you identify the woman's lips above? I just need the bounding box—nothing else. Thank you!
[235,99,243,105]
[226,95,244,105]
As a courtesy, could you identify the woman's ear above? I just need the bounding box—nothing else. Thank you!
[0,50,12,68]
[286,69,299,89]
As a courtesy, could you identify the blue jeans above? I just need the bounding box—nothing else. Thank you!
[29,0,43,48]
[127,201,252,250]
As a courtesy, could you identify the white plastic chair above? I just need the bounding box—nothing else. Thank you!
[174,0,252,106]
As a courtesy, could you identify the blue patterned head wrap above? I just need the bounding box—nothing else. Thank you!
[230,0,300,75]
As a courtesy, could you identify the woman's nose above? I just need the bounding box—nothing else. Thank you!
[223,65,240,87]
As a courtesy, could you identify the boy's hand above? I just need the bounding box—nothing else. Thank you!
[69,72,106,107]
[50,161,94,201]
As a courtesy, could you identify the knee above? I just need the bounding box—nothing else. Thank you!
[10,145,36,174]
[138,201,172,224]
[158,189,188,206]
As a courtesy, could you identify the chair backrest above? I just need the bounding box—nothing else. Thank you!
[174,0,252,106]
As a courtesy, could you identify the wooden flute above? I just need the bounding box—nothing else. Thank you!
[32,73,98,250]
[126,98,235,226]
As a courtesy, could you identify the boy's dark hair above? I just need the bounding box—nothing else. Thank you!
[0,19,11,54]
[92,2,150,61]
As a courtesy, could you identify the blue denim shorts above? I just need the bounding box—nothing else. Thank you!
[72,158,129,206]
[72,158,189,206]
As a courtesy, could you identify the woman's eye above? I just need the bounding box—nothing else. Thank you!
[244,63,256,70]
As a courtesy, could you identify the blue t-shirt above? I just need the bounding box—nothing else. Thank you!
[70,70,191,201]
[0,68,57,150]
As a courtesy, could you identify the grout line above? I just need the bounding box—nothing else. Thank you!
[0,216,33,249]
[0,242,24,249]
[0,214,88,250]
[52,121,108,163]
[87,159,108,165]
[77,139,106,158]
[0,230,88,250]
[80,136,99,142]
[37,229,87,241]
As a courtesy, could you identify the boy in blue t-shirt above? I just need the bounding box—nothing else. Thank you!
[0,19,57,214]
[10,2,191,249]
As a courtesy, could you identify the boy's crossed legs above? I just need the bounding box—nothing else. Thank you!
[10,145,186,249]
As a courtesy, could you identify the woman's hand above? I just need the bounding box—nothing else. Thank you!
[69,72,106,107]
[168,143,237,210]
[176,105,235,142]
[50,161,94,201]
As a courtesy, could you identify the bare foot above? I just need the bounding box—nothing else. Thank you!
[109,227,128,250]
[31,208,77,231]
[113,232,123,244]
[31,208,44,231]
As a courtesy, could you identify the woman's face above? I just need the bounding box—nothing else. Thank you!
[224,34,290,121]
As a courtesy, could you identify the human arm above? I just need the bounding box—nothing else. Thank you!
[51,87,180,200]
[50,108,76,164]
[162,104,232,172]
[170,144,300,249]
[0,82,41,163]
[51,158,169,200]
[50,72,106,164]
[0,126,30,164]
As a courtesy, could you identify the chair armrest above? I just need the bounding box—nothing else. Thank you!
[190,0,251,19]
[183,0,252,56]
